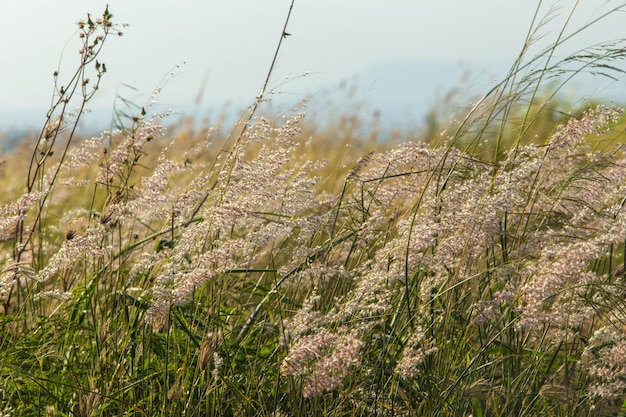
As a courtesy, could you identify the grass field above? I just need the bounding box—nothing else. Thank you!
[2,3,626,416]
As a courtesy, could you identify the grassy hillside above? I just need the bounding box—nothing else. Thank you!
[2,3,626,416]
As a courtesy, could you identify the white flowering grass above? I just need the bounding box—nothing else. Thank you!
[2,2,626,417]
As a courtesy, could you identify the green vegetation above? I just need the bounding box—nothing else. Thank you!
[2,3,626,416]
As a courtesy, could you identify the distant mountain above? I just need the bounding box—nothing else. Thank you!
[2,59,623,147]
[346,59,625,131]
[354,60,478,122]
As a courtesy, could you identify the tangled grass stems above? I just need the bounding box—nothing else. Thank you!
[2,2,626,416]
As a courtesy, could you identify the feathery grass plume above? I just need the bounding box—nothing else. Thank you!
[141,111,329,328]
[96,124,165,187]
[346,150,375,181]
[515,107,625,330]
[394,325,438,380]
[0,191,46,306]
[281,328,363,397]
[584,326,626,400]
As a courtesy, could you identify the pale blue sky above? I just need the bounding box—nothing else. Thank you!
[1,1,625,132]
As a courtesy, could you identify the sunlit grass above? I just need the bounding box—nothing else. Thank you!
[1,3,626,417]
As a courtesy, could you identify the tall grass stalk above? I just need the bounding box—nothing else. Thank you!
[1,2,626,416]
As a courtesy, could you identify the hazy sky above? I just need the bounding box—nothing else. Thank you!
[1,0,625,132]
